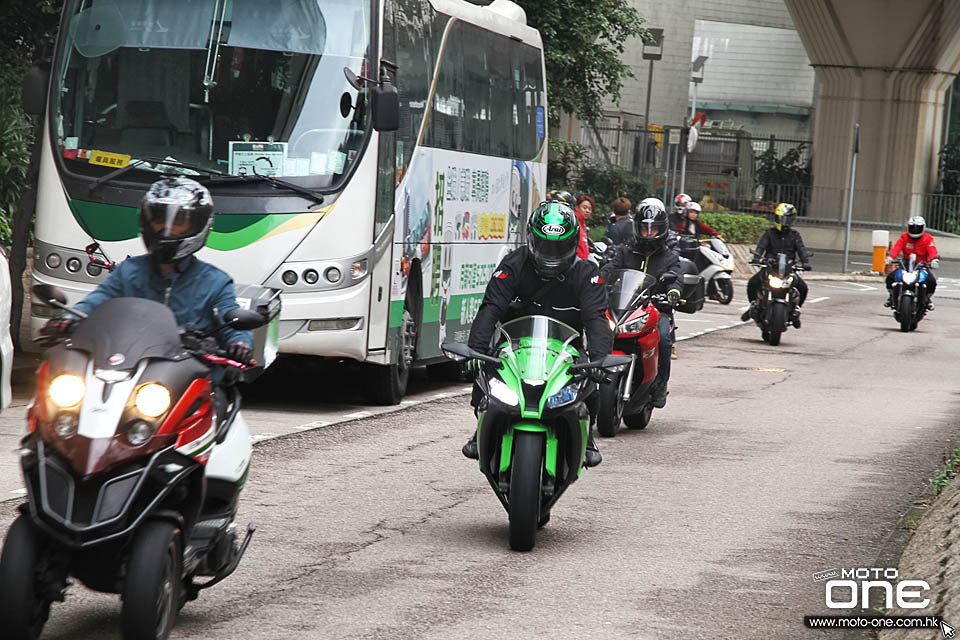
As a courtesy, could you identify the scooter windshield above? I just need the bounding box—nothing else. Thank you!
[605,269,655,320]
[497,315,580,383]
[709,237,730,257]
[70,297,184,368]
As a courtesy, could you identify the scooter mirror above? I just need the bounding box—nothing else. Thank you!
[224,308,266,331]
[33,283,67,306]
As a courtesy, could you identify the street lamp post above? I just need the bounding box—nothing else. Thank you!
[679,55,708,196]
[640,29,664,179]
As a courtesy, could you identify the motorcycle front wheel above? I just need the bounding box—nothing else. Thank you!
[899,296,914,333]
[714,278,734,304]
[768,304,787,346]
[0,515,52,640]
[596,376,624,437]
[121,521,183,640]
[508,430,544,552]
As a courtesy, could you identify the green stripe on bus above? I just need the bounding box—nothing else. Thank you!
[388,292,485,328]
[68,199,299,250]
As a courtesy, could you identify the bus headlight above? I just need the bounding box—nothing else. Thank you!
[135,383,171,418]
[49,374,85,408]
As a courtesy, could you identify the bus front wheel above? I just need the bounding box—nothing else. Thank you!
[365,306,418,405]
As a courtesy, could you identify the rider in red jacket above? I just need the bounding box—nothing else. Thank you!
[885,216,939,309]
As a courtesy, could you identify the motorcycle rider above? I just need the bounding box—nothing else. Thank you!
[41,177,254,375]
[885,216,939,310]
[741,203,811,327]
[605,197,634,246]
[601,198,682,408]
[461,200,613,467]
[676,202,722,239]
[670,193,693,230]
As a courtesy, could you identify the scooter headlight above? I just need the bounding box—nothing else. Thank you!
[488,377,520,406]
[127,420,156,446]
[546,382,580,409]
[135,383,171,418]
[49,374,85,408]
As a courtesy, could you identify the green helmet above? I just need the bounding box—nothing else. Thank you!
[527,201,579,278]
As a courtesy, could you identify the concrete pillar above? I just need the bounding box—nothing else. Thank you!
[784,0,960,224]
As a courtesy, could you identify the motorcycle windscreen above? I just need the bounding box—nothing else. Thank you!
[709,237,730,257]
[70,297,183,367]
[777,253,789,278]
[496,315,580,382]
[605,269,655,320]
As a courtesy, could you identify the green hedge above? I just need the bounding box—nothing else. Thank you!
[699,212,768,245]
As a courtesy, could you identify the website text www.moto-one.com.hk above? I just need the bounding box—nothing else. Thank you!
[803,615,943,630]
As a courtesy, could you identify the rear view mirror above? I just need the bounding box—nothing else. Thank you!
[600,354,632,373]
[441,342,470,361]
[22,65,49,116]
[371,81,399,132]
[224,308,266,331]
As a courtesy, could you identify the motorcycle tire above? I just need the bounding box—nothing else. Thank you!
[0,515,52,640]
[623,405,653,430]
[596,376,623,437]
[508,430,544,552]
[121,520,183,640]
[768,305,787,346]
[899,297,914,333]
[714,278,734,305]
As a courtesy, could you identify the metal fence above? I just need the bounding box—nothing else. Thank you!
[577,123,960,234]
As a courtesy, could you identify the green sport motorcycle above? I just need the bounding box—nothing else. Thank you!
[442,316,629,551]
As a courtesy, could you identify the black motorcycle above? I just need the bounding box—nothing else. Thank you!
[889,254,933,332]
[749,253,809,346]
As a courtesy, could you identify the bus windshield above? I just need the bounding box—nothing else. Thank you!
[54,0,372,189]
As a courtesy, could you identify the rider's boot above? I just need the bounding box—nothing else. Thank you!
[927,299,935,311]
[462,431,478,459]
[651,381,668,409]
[584,436,602,467]
[740,301,757,322]
[792,306,802,329]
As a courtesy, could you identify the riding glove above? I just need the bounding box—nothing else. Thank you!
[226,342,254,365]
[40,316,77,337]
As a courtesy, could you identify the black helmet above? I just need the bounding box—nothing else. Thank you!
[139,177,214,263]
[907,215,925,238]
[526,201,579,278]
[546,189,576,209]
[633,197,669,256]
[774,203,796,231]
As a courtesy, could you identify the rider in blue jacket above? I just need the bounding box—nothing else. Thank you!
[41,178,253,375]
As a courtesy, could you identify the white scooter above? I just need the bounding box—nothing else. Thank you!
[683,237,735,304]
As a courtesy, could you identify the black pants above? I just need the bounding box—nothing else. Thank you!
[886,270,936,296]
[747,272,808,306]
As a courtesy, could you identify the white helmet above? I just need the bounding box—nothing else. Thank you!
[907,216,925,238]
[685,202,702,219]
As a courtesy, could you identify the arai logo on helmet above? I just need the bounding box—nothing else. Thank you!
[541,224,566,236]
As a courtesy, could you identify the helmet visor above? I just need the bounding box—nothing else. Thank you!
[908,223,924,236]
[637,219,666,238]
[142,202,208,240]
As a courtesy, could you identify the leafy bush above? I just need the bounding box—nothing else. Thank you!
[0,84,32,248]
[699,212,768,245]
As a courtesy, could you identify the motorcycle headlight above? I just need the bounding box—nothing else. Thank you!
[488,377,519,407]
[49,374,85,408]
[901,271,917,285]
[135,383,171,418]
[546,382,580,409]
[127,420,157,446]
[619,313,650,334]
[768,275,785,289]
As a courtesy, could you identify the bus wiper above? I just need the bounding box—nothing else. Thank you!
[205,171,325,206]
[88,157,226,193]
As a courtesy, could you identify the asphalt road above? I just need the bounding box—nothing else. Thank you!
[2,279,959,639]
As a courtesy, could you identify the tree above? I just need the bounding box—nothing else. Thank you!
[514,0,647,125]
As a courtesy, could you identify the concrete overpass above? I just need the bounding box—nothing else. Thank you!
[785,0,960,225]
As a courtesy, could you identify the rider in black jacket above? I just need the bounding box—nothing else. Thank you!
[462,201,613,467]
[601,197,682,407]
[742,203,811,326]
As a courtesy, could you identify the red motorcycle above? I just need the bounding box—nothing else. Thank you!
[596,269,668,435]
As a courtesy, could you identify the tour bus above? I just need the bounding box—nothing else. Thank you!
[25,0,547,404]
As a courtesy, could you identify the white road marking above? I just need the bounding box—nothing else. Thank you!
[292,420,330,430]
[819,282,878,291]
[250,433,280,443]
[343,411,373,419]
[807,296,830,304]
[10,488,26,496]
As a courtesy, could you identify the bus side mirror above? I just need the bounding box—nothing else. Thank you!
[22,65,49,116]
[371,81,399,132]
